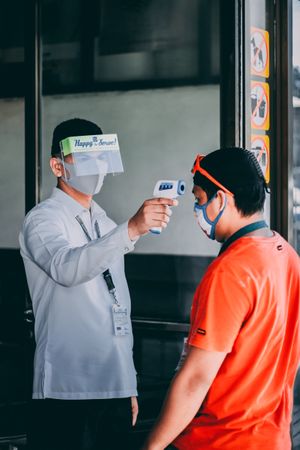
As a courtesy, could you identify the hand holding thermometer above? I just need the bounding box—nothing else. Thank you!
[150,180,185,234]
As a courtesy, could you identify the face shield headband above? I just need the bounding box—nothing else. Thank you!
[191,154,234,197]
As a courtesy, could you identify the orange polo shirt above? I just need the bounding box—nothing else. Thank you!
[173,232,300,450]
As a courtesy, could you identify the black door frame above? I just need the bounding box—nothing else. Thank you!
[273,0,294,242]
[24,0,42,214]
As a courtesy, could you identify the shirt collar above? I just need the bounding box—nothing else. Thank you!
[90,200,106,217]
[51,187,106,218]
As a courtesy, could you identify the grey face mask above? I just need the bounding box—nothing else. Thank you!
[60,160,105,195]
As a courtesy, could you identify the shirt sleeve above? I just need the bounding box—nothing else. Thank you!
[21,211,135,287]
[188,267,252,353]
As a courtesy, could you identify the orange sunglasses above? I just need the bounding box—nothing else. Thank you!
[191,154,234,196]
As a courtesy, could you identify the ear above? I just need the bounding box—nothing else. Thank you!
[50,157,64,178]
[216,190,227,210]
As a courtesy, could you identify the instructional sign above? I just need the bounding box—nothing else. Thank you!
[251,27,269,78]
[251,81,270,130]
[251,134,270,183]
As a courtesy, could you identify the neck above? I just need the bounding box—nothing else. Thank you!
[221,213,270,242]
[57,179,92,209]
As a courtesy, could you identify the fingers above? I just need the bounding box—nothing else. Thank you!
[128,199,178,240]
[132,408,138,426]
[145,203,173,217]
[131,396,139,426]
[152,206,172,229]
[144,197,179,207]
[141,204,172,228]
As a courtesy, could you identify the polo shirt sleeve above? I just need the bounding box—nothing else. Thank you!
[188,266,252,353]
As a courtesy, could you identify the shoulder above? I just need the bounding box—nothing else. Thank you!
[202,252,242,280]
[275,232,300,260]
[22,196,66,230]
[197,251,255,299]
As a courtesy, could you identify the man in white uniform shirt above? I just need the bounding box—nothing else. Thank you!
[19,118,176,450]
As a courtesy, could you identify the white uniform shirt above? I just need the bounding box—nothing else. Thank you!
[19,187,137,400]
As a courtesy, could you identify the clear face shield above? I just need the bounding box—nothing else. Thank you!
[60,134,124,177]
[59,134,124,195]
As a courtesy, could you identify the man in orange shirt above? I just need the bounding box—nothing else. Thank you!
[143,148,300,450]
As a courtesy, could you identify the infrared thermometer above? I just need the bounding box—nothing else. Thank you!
[150,180,186,234]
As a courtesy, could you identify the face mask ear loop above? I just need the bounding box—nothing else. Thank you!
[210,194,227,239]
[58,156,70,181]
[219,191,227,213]
[199,193,218,223]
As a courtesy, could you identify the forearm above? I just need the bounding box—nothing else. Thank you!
[49,222,134,285]
[24,219,134,286]
[143,370,210,450]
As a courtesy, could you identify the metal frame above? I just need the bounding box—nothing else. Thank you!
[80,0,98,90]
[220,0,243,148]
[24,0,42,213]
[0,435,26,449]
[132,319,189,334]
[273,0,294,241]
[220,0,254,150]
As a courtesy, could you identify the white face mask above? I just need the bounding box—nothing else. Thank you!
[60,160,105,195]
[194,193,227,240]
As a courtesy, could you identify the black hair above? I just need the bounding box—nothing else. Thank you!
[193,147,269,217]
[51,118,103,156]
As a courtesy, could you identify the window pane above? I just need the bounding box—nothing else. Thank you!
[41,0,220,95]
[95,0,219,84]
[0,100,25,247]
[42,0,82,93]
[0,1,25,246]
[0,1,25,97]
[40,1,221,257]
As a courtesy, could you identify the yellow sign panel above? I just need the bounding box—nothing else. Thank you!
[251,27,269,78]
[251,81,270,131]
[251,134,270,183]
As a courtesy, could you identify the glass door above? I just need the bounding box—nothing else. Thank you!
[244,0,274,223]
[292,1,300,448]
[292,0,300,255]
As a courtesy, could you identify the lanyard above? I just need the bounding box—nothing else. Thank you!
[218,220,268,256]
[75,215,120,306]
[75,215,101,241]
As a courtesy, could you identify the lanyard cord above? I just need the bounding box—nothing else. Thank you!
[75,215,120,306]
[218,220,268,256]
[75,215,95,241]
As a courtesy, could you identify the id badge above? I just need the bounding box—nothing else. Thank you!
[112,305,130,336]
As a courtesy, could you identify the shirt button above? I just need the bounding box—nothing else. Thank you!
[125,247,129,252]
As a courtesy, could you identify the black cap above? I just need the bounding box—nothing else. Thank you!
[194,147,266,194]
[51,118,103,156]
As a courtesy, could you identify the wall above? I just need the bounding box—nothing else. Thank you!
[0,98,24,248]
